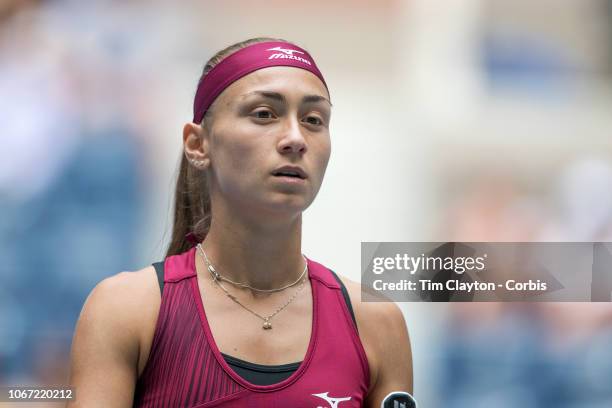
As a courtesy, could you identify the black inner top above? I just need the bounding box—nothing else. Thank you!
[220,352,301,386]
[152,260,356,386]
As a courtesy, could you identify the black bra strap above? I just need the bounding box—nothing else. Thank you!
[328,269,358,333]
[153,261,165,295]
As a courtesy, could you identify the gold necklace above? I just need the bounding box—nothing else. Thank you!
[196,244,307,330]
[196,243,307,293]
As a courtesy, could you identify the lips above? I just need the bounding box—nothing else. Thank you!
[271,165,307,179]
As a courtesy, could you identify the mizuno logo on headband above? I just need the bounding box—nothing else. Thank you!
[266,46,305,56]
[266,46,312,65]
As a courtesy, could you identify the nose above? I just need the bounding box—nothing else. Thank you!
[277,117,307,155]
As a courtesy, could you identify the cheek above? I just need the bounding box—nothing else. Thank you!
[220,142,252,170]
[212,125,248,167]
[211,131,266,188]
[313,138,332,179]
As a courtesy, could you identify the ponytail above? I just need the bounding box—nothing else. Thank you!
[166,154,211,257]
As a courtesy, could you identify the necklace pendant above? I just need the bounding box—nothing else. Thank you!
[262,318,272,330]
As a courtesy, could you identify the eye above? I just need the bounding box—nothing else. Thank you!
[304,115,323,126]
[252,109,276,120]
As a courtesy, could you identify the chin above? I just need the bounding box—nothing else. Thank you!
[261,195,313,216]
[269,200,309,214]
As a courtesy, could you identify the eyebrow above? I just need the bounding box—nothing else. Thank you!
[240,90,333,107]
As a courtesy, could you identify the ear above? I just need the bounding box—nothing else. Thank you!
[183,122,210,169]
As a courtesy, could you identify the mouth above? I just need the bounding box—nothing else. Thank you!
[271,166,307,180]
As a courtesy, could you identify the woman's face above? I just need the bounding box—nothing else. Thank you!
[201,66,332,218]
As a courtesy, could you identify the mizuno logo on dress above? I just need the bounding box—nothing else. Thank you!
[312,392,351,408]
[266,46,312,65]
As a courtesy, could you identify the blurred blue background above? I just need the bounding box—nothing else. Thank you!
[1,0,611,406]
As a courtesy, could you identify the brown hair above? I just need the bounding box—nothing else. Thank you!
[166,37,290,257]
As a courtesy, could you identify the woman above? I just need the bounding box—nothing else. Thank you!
[67,37,413,407]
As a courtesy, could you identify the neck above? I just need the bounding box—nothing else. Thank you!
[198,204,306,292]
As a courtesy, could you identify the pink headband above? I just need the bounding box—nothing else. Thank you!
[192,41,328,124]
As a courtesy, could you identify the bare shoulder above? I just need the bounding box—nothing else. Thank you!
[95,266,161,375]
[95,266,158,299]
[86,266,160,332]
[74,266,160,364]
[333,273,413,403]
[67,266,160,406]
[334,273,406,331]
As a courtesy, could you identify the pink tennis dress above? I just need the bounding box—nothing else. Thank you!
[133,246,370,407]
